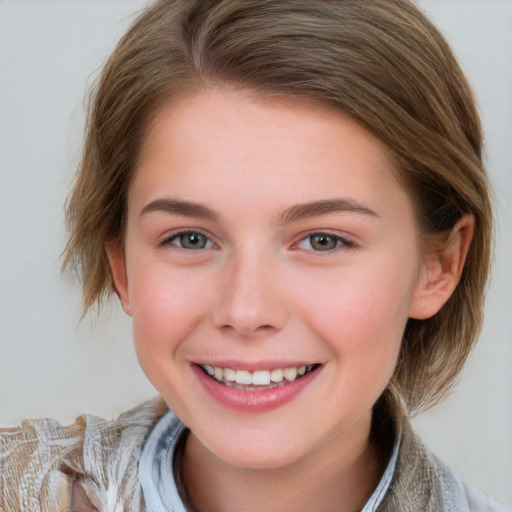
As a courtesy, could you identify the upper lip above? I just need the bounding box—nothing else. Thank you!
[194,361,320,371]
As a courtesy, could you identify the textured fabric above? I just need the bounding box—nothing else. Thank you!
[376,421,511,512]
[1,396,509,512]
[0,397,168,511]
[138,410,189,512]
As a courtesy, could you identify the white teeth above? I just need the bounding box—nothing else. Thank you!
[270,368,284,383]
[214,366,224,381]
[202,364,316,387]
[283,367,298,382]
[235,370,253,385]
[252,370,271,386]
[224,368,236,382]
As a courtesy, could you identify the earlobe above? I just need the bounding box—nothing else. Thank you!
[105,242,132,316]
[409,215,474,320]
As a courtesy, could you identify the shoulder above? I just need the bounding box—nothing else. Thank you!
[463,482,511,512]
[379,413,510,512]
[0,396,169,511]
[437,457,511,512]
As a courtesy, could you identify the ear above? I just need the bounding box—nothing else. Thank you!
[408,215,474,320]
[105,241,132,316]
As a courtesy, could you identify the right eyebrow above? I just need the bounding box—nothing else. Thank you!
[139,198,220,221]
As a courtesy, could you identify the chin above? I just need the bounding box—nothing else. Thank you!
[198,423,317,471]
[217,444,305,471]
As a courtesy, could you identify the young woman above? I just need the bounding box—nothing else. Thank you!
[1,1,508,511]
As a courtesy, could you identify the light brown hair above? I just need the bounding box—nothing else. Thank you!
[63,0,493,413]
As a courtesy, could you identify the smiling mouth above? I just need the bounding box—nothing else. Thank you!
[199,364,321,391]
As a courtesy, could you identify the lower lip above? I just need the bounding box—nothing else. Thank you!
[192,364,321,413]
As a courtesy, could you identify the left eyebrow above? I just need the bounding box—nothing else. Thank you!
[275,198,379,225]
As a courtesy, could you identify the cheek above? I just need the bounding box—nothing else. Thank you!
[301,265,412,410]
[296,255,415,359]
[128,262,210,360]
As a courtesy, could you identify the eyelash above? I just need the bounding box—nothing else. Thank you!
[294,231,357,253]
[159,229,357,253]
[158,229,217,250]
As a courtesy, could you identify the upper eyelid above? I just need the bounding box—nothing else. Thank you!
[292,230,359,251]
[158,228,217,247]
[296,229,357,243]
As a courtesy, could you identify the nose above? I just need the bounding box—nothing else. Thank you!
[211,249,289,337]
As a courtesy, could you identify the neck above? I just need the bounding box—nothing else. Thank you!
[180,413,388,512]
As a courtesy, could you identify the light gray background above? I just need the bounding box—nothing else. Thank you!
[0,0,511,506]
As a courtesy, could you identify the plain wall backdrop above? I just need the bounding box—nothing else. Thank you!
[0,0,511,506]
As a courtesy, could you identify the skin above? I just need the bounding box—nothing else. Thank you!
[107,89,473,512]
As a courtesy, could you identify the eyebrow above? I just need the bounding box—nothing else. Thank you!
[276,198,379,224]
[139,197,379,224]
[140,198,219,221]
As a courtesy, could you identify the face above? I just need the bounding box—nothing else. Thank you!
[109,90,436,470]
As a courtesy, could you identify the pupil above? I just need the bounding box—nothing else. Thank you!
[182,233,206,249]
[311,234,336,250]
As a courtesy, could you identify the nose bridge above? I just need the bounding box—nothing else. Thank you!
[212,244,288,336]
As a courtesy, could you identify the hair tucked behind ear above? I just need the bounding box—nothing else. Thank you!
[63,0,493,414]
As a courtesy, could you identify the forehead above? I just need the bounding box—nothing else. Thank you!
[130,89,411,225]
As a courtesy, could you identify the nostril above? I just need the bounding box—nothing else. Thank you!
[219,323,276,336]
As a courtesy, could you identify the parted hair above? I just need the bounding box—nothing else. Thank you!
[63,0,493,414]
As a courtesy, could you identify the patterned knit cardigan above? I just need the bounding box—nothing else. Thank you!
[0,397,507,511]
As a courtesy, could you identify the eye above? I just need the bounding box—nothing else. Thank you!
[297,232,355,252]
[160,230,215,250]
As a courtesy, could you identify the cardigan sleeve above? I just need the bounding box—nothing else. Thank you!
[0,415,92,511]
[0,397,168,512]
